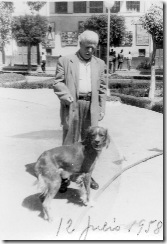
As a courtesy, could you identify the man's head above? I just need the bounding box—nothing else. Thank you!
[79,30,99,60]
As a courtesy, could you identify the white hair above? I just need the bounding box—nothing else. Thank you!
[79,30,99,45]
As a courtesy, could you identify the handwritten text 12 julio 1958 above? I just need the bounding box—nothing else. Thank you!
[55,215,163,240]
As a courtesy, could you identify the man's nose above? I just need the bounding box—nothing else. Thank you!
[87,47,93,53]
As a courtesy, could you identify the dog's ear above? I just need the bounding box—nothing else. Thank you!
[105,129,110,148]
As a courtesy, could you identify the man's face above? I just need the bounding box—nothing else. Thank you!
[79,41,97,60]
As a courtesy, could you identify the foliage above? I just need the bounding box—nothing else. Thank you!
[12,14,48,46]
[109,80,163,90]
[139,4,163,46]
[139,3,163,100]
[136,60,151,70]
[151,100,163,113]
[0,80,54,89]
[26,1,46,13]
[0,73,25,83]
[82,14,126,47]
[121,31,133,46]
[0,2,14,46]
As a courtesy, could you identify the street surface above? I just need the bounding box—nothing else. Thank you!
[0,87,163,240]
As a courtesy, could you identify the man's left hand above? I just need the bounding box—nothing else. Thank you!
[98,112,105,121]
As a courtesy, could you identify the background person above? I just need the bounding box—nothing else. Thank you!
[109,49,114,74]
[112,51,116,73]
[53,30,107,191]
[41,52,46,73]
[117,49,124,70]
[126,51,132,70]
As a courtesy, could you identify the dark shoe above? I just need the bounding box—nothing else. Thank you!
[59,178,70,193]
[90,178,99,190]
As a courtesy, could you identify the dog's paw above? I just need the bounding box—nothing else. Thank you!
[48,217,54,223]
[87,199,95,207]
[81,199,95,207]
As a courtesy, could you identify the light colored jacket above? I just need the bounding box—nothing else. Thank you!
[53,52,106,128]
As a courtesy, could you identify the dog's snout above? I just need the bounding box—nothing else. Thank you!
[94,134,100,143]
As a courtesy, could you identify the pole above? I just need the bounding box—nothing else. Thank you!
[106,7,111,96]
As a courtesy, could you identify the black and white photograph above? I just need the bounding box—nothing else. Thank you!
[0,0,164,241]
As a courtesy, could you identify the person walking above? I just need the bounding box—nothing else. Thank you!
[41,52,46,73]
[112,51,116,73]
[126,51,132,70]
[53,30,107,191]
[109,49,115,74]
[117,49,124,70]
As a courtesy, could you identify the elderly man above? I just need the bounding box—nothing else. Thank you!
[53,30,107,191]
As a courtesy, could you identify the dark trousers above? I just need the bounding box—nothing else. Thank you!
[41,60,46,72]
[118,61,123,70]
[63,100,91,145]
[113,61,116,73]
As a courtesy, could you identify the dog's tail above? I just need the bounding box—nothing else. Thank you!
[34,174,48,196]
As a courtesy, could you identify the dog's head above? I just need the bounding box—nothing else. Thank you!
[83,126,110,151]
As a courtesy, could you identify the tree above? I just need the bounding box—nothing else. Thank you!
[82,14,126,60]
[12,14,48,71]
[26,1,47,66]
[26,1,46,13]
[140,4,163,100]
[0,2,14,64]
[83,14,126,46]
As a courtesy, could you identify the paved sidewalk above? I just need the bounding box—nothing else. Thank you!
[0,88,163,240]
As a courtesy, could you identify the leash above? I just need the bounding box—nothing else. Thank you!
[73,151,163,230]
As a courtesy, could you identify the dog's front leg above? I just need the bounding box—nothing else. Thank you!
[84,173,91,203]
[84,173,96,207]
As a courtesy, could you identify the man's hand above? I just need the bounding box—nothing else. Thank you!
[98,112,105,121]
[61,95,74,105]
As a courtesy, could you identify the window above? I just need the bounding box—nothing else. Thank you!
[126,1,140,12]
[139,49,146,57]
[55,2,67,13]
[106,1,120,13]
[74,1,86,13]
[89,1,103,13]
[46,49,52,56]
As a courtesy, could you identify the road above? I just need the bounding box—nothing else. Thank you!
[0,87,163,240]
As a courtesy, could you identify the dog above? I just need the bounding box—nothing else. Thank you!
[34,126,110,222]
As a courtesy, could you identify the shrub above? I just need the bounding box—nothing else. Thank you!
[0,73,25,83]
[0,80,54,89]
[136,60,151,70]
[110,92,151,108]
[110,92,163,113]
[151,100,163,113]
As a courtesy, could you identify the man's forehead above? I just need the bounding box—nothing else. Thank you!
[82,41,97,47]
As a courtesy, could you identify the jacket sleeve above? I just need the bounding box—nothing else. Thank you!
[53,57,72,102]
[99,60,107,114]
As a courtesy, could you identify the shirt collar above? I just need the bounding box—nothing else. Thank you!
[77,51,91,63]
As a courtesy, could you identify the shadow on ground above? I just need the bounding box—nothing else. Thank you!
[10,129,62,140]
[23,162,84,220]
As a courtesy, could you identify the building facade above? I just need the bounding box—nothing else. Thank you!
[2,1,163,69]
[44,1,152,60]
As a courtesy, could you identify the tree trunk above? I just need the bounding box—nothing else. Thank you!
[37,43,40,65]
[2,44,5,64]
[149,37,156,100]
[27,43,31,71]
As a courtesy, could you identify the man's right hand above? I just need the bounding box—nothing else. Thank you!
[61,95,74,105]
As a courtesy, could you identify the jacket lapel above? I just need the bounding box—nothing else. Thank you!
[91,57,98,95]
[70,54,79,95]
